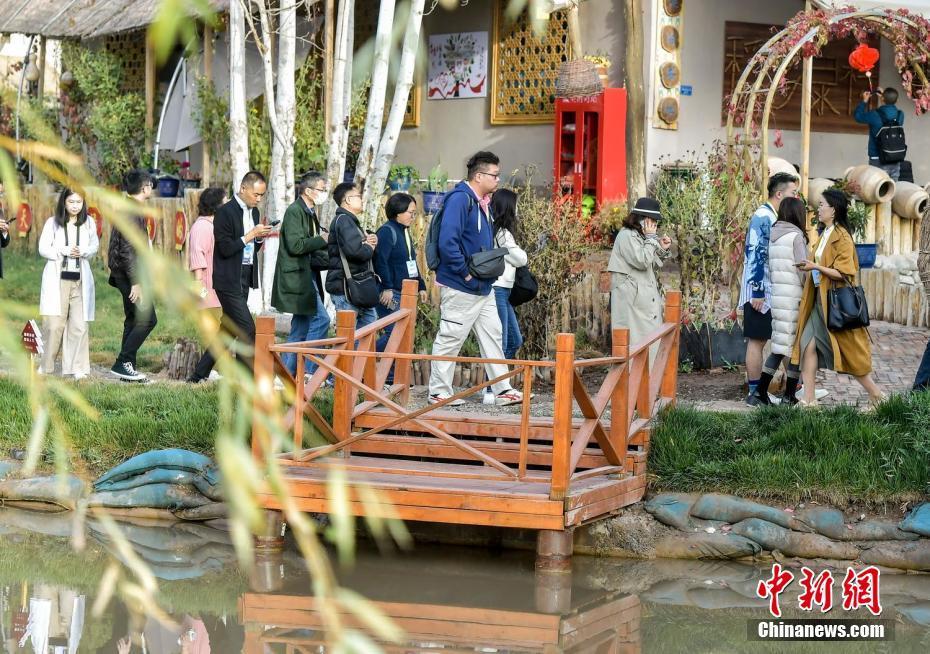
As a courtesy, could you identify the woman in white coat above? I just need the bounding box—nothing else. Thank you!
[608,197,672,358]
[747,196,807,405]
[38,188,99,379]
[490,189,528,359]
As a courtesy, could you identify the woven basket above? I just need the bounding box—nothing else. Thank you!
[556,60,602,99]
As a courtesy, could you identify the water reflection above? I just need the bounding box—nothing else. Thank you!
[0,506,928,652]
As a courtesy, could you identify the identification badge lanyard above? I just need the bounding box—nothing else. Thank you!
[404,228,418,277]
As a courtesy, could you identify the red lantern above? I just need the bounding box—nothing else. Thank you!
[849,44,880,90]
[87,206,103,238]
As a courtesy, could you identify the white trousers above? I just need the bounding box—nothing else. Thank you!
[428,287,514,397]
[41,278,90,376]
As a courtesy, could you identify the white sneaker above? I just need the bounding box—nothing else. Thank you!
[797,388,829,401]
[73,373,88,381]
[495,389,524,406]
[208,370,222,381]
[429,394,466,407]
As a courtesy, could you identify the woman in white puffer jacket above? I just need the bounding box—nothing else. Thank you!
[748,196,808,405]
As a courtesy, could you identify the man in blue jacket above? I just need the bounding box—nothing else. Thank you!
[854,87,905,180]
[428,151,523,407]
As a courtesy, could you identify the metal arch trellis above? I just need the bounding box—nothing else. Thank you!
[725,7,930,206]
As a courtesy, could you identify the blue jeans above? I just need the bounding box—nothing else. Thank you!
[493,286,523,359]
[282,292,332,377]
[376,290,402,383]
[914,339,930,390]
[332,294,379,331]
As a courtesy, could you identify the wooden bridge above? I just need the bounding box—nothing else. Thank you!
[252,280,680,552]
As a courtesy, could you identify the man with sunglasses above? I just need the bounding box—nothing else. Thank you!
[428,151,524,407]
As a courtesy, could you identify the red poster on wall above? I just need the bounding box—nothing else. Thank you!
[87,206,103,238]
[16,202,32,237]
[174,210,187,251]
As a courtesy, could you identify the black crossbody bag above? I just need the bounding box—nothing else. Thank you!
[61,222,81,281]
[337,215,381,309]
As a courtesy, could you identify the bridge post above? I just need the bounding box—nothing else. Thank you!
[550,333,575,501]
[536,528,573,573]
[661,290,681,404]
[612,328,631,464]
[252,316,276,463]
[333,310,357,445]
[396,279,419,405]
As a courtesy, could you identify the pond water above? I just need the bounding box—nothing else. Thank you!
[0,507,927,653]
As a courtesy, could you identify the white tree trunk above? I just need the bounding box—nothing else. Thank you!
[229,0,250,185]
[364,0,426,225]
[259,0,297,310]
[325,0,355,194]
[355,0,395,197]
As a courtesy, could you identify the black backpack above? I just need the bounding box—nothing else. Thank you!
[425,190,474,271]
[876,112,907,164]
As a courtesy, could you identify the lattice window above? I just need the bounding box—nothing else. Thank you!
[490,1,571,125]
[104,30,146,94]
[354,4,421,128]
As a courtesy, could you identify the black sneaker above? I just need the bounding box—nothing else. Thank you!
[186,375,205,384]
[110,362,147,381]
[745,390,769,407]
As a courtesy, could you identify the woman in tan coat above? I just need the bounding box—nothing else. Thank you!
[608,197,673,353]
[794,189,884,407]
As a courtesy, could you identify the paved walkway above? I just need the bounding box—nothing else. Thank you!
[680,320,930,411]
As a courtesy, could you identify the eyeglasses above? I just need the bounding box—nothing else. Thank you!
[312,186,328,193]
[479,171,500,179]
[346,194,362,201]
[402,209,419,218]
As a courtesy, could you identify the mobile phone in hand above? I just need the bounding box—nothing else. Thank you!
[269,219,281,227]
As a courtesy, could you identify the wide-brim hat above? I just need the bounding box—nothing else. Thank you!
[631,197,663,221]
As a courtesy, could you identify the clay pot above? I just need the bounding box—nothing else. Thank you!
[767,157,797,179]
[807,178,834,210]
[596,65,609,88]
[844,165,896,204]
[892,181,929,220]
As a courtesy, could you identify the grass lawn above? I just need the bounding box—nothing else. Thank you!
[650,393,930,506]
[2,248,198,373]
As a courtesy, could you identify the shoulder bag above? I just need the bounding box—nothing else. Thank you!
[826,276,870,331]
[336,215,380,308]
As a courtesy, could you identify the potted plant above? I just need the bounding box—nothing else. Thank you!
[388,164,419,192]
[583,54,611,88]
[422,163,448,215]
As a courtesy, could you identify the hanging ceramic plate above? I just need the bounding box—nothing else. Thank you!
[661,26,680,52]
[659,62,680,89]
[658,97,679,124]
[664,0,683,17]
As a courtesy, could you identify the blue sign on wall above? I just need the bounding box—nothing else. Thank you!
[680,85,692,96]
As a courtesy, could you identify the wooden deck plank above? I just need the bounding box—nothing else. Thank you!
[355,408,594,441]
[564,488,645,526]
[257,494,566,529]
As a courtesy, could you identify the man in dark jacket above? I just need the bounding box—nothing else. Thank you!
[854,86,905,180]
[325,182,379,329]
[271,171,332,377]
[427,151,523,407]
[213,171,272,373]
[108,170,156,381]
[0,182,9,279]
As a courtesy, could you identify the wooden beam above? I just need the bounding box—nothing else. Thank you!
[799,0,812,199]
[202,23,214,186]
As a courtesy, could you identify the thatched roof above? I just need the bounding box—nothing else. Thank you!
[0,0,229,39]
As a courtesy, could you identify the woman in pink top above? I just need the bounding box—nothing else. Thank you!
[186,187,227,383]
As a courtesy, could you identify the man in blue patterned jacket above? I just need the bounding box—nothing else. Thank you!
[739,172,798,404]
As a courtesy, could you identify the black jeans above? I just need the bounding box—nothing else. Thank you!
[215,265,256,372]
[109,272,157,368]
[913,339,930,390]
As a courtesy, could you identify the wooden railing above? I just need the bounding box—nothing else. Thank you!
[252,280,680,502]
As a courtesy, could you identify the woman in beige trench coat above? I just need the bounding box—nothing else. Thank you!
[608,197,673,354]
[793,189,884,407]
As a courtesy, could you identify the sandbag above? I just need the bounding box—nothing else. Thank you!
[88,507,180,524]
[192,475,224,502]
[653,533,762,560]
[691,494,810,532]
[901,503,930,537]
[94,469,199,492]
[897,602,930,627]
[0,461,20,480]
[797,506,919,541]
[0,475,87,511]
[859,541,930,571]
[88,484,212,511]
[174,503,227,521]
[644,493,699,531]
[94,449,219,487]
[0,506,74,538]
[731,518,859,560]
